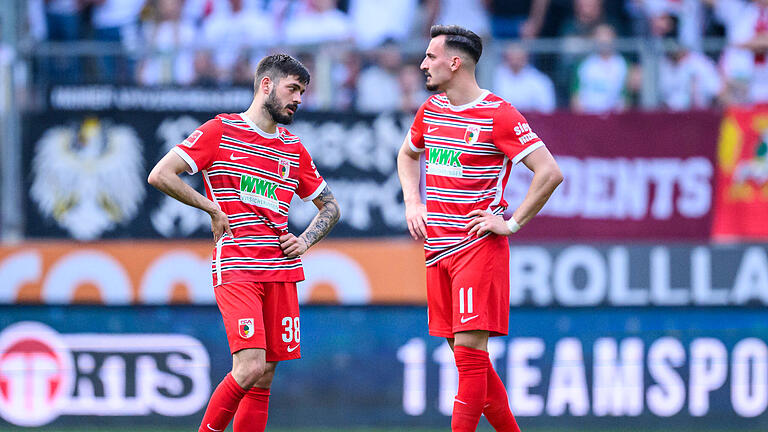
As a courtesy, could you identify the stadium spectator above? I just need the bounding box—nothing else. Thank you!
[331,50,362,110]
[558,0,614,38]
[571,24,628,114]
[282,0,352,45]
[425,0,491,38]
[488,0,552,39]
[355,43,403,113]
[193,50,220,87]
[659,43,722,110]
[89,0,147,83]
[347,0,418,50]
[398,63,431,112]
[202,0,276,76]
[626,0,707,50]
[706,0,768,104]
[0,34,12,116]
[41,0,83,83]
[494,43,556,113]
[137,0,197,86]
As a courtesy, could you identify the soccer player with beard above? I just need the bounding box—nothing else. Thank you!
[148,54,340,432]
[397,26,563,432]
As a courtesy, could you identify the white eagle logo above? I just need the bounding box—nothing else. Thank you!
[30,117,145,240]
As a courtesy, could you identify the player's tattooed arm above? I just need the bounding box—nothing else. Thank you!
[302,185,341,247]
[280,185,340,258]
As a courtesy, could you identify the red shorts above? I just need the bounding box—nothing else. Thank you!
[426,235,510,338]
[214,281,301,362]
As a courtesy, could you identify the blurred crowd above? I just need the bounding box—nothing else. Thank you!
[19,0,768,113]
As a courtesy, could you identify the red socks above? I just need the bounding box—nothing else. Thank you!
[484,362,521,432]
[233,387,270,432]
[198,374,247,432]
[452,346,489,431]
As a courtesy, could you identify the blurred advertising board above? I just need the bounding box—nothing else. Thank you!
[1,307,767,429]
[712,104,768,241]
[25,86,720,241]
[1,241,766,307]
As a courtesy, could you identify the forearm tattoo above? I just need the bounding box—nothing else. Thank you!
[302,186,340,247]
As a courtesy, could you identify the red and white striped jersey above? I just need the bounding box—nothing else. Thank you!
[408,91,545,266]
[173,113,326,286]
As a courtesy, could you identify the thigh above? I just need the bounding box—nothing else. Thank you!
[450,236,510,337]
[262,282,301,362]
[215,282,267,354]
[426,261,453,338]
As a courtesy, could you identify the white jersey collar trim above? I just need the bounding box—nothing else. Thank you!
[239,113,279,139]
[446,89,490,111]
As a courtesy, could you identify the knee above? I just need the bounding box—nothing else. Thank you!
[232,359,266,389]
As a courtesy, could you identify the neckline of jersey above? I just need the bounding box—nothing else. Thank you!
[238,113,280,139]
[445,89,490,112]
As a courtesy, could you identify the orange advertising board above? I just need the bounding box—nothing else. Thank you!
[0,240,427,305]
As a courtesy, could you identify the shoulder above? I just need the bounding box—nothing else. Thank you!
[486,93,519,118]
[278,127,301,144]
[424,93,448,110]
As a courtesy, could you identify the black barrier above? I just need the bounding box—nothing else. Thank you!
[1,306,767,429]
[22,109,410,240]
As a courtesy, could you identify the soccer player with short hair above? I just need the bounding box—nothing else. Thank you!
[148,54,340,432]
[397,25,563,431]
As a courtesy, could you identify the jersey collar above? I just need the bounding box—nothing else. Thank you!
[446,89,490,112]
[239,113,279,139]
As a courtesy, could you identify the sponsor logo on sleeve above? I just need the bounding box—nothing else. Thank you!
[513,122,539,145]
[182,130,203,148]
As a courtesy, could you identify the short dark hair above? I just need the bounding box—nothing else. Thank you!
[255,54,311,89]
[430,25,483,64]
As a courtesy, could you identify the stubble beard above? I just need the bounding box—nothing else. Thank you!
[264,90,295,125]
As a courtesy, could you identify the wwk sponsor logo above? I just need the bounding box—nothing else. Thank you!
[0,322,210,427]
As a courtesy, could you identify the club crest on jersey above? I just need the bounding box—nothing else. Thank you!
[278,158,290,179]
[464,125,480,145]
[182,130,203,148]
[238,318,255,339]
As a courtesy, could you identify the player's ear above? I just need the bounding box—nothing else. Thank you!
[260,76,272,95]
[450,56,462,72]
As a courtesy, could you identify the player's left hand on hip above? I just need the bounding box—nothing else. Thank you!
[465,209,511,236]
[280,233,309,257]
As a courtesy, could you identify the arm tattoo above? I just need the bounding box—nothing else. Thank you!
[301,186,341,247]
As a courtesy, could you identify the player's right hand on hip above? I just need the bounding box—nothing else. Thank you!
[210,209,234,243]
[405,201,428,240]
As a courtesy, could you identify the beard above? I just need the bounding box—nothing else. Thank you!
[426,83,439,92]
[264,90,297,125]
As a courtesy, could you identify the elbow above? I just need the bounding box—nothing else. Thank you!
[331,202,342,225]
[147,166,165,189]
[547,165,564,189]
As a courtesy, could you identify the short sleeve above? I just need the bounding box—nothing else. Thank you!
[492,103,545,165]
[407,102,427,153]
[172,118,223,174]
[296,145,327,201]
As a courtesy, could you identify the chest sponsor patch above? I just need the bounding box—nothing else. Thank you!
[239,174,280,212]
[427,147,463,178]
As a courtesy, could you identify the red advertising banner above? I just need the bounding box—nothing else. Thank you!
[712,105,768,240]
[506,111,720,241]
